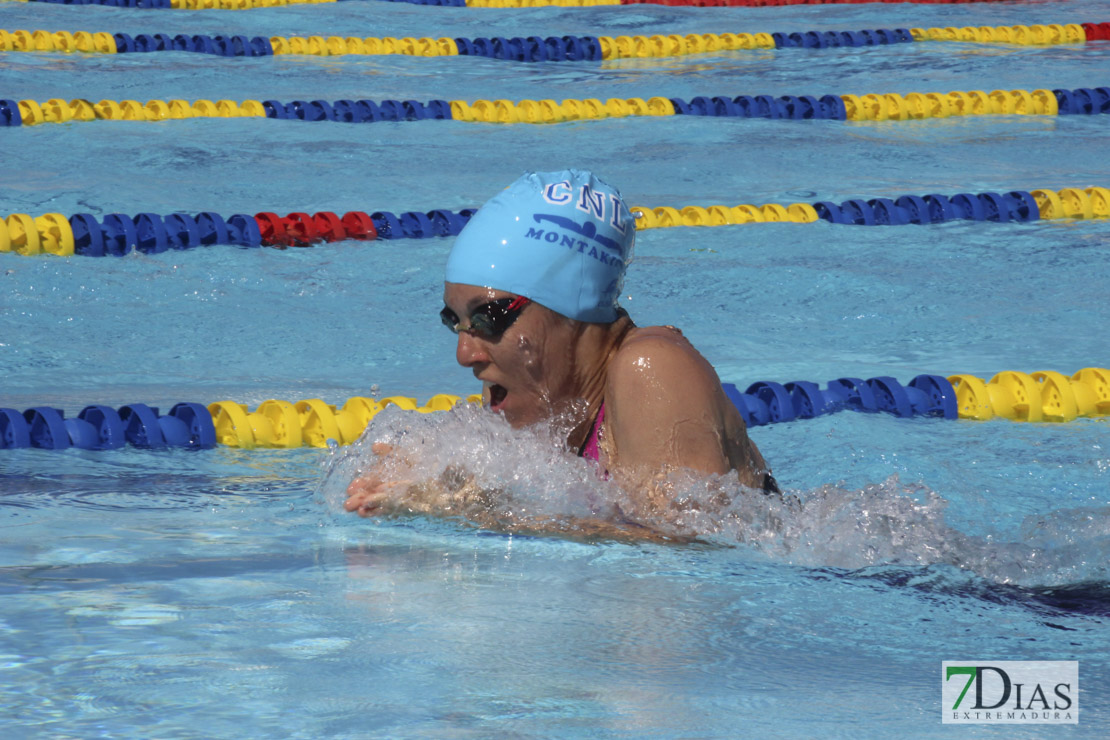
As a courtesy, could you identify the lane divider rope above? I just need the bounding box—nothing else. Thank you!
[633,187,1110,227]
[2,187,1107,257]
[6,0,1026,8]
[727,367,1110,428]
[3,87,1108,130]
[0,208,469,256]
[376,0,1019,8]
[2,24,1106,63]
[12,0,339,9]
[3,368,1107,450]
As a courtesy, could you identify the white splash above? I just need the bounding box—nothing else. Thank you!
[318,405,1108,588]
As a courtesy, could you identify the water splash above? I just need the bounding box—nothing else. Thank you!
[318,405,1108,588]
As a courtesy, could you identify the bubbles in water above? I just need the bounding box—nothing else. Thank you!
[319,405,1109,588]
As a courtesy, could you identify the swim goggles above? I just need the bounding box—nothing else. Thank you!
[440,296,531,338]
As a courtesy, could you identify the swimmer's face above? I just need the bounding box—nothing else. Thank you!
[443,282,580,428]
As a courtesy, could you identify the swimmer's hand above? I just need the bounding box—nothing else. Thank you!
[344,444,478,518]
[344,473,412,517]
[344,443,415,517]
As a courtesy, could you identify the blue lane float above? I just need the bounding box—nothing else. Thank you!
[770,28,915,48]
[669,93,849,120]
[1055,87,1110,115]
[454,35,604,62]
[0,403,216,450]
[261,98,453,122]
[722,374,958,428]
[111,32,275,57]
[27,0,173,6]
[812,191,1041,225]
[70,212,262,255]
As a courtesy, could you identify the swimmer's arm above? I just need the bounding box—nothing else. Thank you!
[345,474,686,543]
[344,454,688,543]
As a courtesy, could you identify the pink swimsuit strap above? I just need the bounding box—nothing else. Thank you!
[581,402,605,462]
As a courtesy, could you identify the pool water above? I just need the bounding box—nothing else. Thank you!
[2,0,1109,736]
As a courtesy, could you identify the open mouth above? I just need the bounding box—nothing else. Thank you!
[488,383,508,411]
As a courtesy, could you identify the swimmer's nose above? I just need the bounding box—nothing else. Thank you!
[455,330,489,368]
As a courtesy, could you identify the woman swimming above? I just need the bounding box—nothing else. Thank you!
[345,170,777,535]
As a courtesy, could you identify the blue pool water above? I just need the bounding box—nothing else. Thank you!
[2,0,1109,736]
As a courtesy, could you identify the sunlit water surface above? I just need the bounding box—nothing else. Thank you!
[2,0,1109,736]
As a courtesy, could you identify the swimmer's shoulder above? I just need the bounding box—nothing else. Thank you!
[615,324,691,355]
[607,324,720,399]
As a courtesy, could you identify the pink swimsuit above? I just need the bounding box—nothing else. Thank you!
[580,402,605,462]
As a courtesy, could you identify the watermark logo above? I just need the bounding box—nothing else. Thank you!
[942,661,1078,724]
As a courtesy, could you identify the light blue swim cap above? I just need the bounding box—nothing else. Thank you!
[445,169,635,323]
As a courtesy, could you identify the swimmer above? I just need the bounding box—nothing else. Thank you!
[345,169,777,535]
